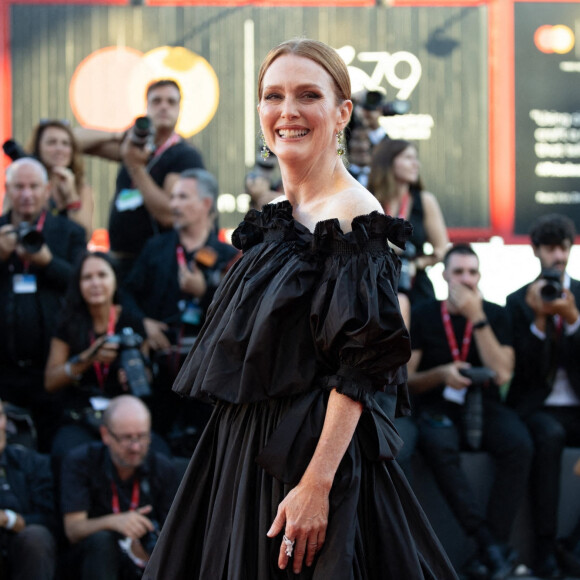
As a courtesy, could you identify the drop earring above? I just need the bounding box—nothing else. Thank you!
[260,131,270,160]
[337,129,346,157]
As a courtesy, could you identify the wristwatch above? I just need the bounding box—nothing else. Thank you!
[472,318,489,330]
[64,356,83,380]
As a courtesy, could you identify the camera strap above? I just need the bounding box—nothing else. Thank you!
[21,210,47,273]
[441,301,473,362]
[89,306,117,390]
[111,478,140,513]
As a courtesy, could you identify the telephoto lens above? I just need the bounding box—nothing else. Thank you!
[540,268,563,302]
[129,116,153,149]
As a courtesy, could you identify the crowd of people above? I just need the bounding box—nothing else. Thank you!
[0,39,579,580]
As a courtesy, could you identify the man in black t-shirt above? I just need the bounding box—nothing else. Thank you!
[75,79,205,281]
[408,244,533,580]
[61,395,178,579]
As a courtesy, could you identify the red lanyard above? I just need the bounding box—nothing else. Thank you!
[176,245,187,268]
[387,191,410,219]
[111,478,140,514]
[152,132,180,160]
[441,301,473,362]
[22,210,47,272]
[90,306,117,390]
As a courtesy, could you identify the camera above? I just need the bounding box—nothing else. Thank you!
[16,222,44,253]
[2,139,31,162]
[459,366,495,451]
[361,90,410,117]
[398,242,417,293]
[459,366,496,386]
[540,268,563,302]
[129,116,154,149]
[140,520,160,555]
[107,328,151,398]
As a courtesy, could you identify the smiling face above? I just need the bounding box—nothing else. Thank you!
[79,256,117,308]
[392,145,420,185]
[38,126,73,169]
[258,54,351,167]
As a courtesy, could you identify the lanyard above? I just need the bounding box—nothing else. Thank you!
[90,306,117,390]
[441,301,473,362]
[22,210,47,272]
[387,191,410,219]
[111,478,140,514]
[176,245,187,268]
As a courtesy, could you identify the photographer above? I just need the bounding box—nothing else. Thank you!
[368,139,448,307]
[408,244,533,579]
[45,252,154,462]
[74,79,205,282]
[123,170,239,444]
[506,214,580,578]
[60,395,178,580]
[0,158,86,451]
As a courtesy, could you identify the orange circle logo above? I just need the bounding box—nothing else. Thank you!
[534,24,575,54]
[69,46,219,137]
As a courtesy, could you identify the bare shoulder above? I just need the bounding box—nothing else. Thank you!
[420,190,440,208]
[330,188,383,232]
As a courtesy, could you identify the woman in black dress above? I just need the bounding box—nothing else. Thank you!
[368,139,449,309]
[144,39,457,579]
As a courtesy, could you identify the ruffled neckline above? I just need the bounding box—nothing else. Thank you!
[232,200,412,254]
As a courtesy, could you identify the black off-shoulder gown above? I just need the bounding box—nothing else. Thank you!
[144,201,457,580]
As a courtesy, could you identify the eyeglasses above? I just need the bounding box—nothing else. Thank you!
[107,429,151,447]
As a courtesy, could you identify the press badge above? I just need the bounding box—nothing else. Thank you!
[115,188,144,212]
[13,274,37,294]
[180,299,202,325]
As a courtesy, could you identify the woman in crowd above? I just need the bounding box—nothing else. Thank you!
[44,252,149,460]
[144,38,456,579]
[28,120,94,238]
[368,138,448,307]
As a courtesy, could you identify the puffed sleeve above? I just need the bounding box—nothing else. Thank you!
[310,213,412,414]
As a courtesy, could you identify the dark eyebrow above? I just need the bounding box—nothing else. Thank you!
[263,82,324,93]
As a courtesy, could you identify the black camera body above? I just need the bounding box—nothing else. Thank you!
[361,90,410,117]
[107,328,151,398]
[398,242,417,293]
[540,268,563,302]
[2,139,34,162]
[129,116,153,149]
[16,222,44,254]
[459,366,496,386]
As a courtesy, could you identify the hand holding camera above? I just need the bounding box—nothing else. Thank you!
[526,274,579,327]
[120,116,155,168]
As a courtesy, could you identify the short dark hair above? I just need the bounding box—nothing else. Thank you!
[529,213,575,247]
[443,244,478,269]
[146,79,181,100]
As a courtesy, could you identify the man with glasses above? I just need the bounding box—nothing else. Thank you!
[60,395,178,579]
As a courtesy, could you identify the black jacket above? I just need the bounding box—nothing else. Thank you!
[0,445,57,532]
[506,277,580,415]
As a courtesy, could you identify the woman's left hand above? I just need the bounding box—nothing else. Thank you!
[267,481,329,573]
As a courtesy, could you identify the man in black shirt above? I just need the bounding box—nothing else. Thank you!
[0,158,86,450]
[408,244,533,580]
[506,214,580,578]
[75,79,205,281]
[0,399,57,580]
[124,169,239,440]
[61,395,178,579]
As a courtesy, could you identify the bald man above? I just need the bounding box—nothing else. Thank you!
[60,396,178,580]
